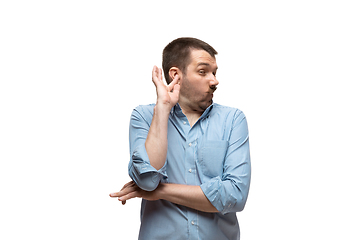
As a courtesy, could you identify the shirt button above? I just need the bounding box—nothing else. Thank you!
[188,169,192,173]
[183,121,187,125]
[188,143,192,147]
[191,221,195,225]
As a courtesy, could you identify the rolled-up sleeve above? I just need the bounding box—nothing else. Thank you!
[200,111,251,214]
[128,106,168,191]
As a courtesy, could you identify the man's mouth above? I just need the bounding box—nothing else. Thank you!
[210,86,217,93]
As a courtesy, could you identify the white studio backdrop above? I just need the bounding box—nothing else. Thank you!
[1,0,359,239]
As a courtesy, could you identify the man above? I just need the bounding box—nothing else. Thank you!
[110,37,251,239]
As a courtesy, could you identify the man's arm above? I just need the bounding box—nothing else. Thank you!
[126,66,180,191]
[109,181,218,213]
[144,105,170,170]
[200,110,251,214]
[145,66,180,170]
[116,109,250,214]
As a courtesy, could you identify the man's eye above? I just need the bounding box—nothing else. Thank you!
[199,70,205,75]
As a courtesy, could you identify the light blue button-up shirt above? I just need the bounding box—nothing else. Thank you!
[128,103,251,240]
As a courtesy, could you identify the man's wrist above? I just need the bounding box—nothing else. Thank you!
[154,102,173,115]
[155,183,166,200]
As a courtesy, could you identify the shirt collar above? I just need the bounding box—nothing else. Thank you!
[171,103,214,119]
[201,103,214,119]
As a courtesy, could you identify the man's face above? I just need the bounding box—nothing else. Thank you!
[179,49,219,111]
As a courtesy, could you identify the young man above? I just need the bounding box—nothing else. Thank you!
[110,37,251,239]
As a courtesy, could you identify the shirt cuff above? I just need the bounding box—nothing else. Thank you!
[129,144,168,191]
[200,176,237,215]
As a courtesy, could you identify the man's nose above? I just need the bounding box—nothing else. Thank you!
[210,75,219,88]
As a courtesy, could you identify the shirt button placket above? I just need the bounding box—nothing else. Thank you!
[185,131,199,239]
[188,218,198,240]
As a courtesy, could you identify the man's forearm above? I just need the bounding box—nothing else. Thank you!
[110,181,218,213]
[144,66,180,171]
[145,105,170,170]
[157,183,218,213]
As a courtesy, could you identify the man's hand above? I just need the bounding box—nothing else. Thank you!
[109,181,161,205]
[152,66,180,110]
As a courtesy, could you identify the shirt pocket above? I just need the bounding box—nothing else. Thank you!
[198,140,229,178]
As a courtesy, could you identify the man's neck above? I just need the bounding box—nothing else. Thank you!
[178,101,203,127]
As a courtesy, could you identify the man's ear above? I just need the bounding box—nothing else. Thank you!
[169,67,182,83]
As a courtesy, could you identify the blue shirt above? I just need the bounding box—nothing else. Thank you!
[128,103,251,240]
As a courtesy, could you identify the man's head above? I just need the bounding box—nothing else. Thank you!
[162,37,218,84]
[162,37,219,112]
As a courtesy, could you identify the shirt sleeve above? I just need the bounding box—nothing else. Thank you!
[128,106,168,191]
[200,110,251,215]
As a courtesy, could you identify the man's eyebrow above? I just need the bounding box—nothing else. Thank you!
[196,62,210,67]
[197,62,218,69]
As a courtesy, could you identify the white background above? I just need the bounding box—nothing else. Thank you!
[1,0,359,239]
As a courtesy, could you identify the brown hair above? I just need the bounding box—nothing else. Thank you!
[162,37,218,84]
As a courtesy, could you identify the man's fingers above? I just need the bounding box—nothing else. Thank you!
[109,191,121,197]
[151,66,157,84]
[152,66,162,85]
[121,181,134,191]
[157,67,163,81]
[168,75,179,90]
[118,191,139,201]
[109,181,136,198]
[173,83,180,95]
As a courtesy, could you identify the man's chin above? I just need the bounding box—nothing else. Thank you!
[200,100,213,111]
